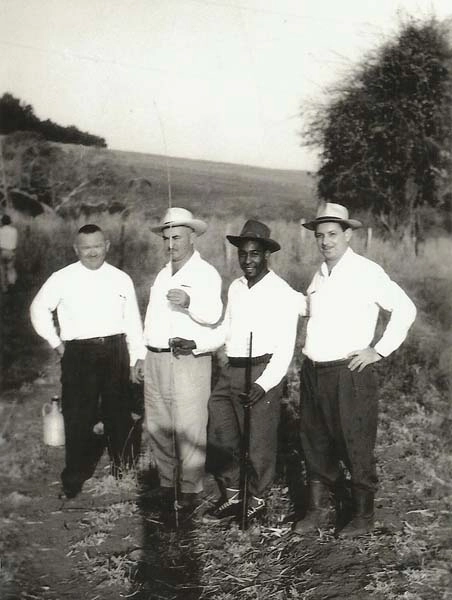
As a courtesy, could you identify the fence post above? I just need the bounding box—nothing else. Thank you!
[366,227,372,252]
[299,219,306,243]
[298,219,306,259]
[224,222,234,271]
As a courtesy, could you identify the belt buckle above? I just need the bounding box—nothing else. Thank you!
[98,337,105,344]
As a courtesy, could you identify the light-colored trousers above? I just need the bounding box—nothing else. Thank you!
[144,351,211,494]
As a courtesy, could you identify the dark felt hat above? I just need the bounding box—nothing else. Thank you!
[226,220,281,253]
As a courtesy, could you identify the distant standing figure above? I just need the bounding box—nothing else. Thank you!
[135,207,223,510]
[293,203,417,537]
[30,224,146,499]
[0,214,18,292]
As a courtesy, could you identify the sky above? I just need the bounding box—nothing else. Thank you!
[1,0,452,171]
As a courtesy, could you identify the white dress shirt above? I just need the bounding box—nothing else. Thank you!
[30,261,146,365]
[303,247,417,362]
[0,225,18,251]
[195,270,304,393]
[143,250,222,348]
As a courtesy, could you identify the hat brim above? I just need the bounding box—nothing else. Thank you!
[151,219,207,236]
[226,234,281,253]
[302,216,363,231]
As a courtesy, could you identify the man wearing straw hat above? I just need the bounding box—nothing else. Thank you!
[293,203,416,537]
[138,207,222,510]
[172,220,303,523]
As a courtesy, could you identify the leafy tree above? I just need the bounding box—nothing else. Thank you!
[302,17,452,241]
[0,133,124,214]
[0,93,38,133]
[0,93,107,147]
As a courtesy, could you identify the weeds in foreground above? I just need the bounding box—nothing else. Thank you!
[2,214,451,599]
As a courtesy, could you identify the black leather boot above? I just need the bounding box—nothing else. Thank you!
[340,491,374,537]
[292,480,334,534]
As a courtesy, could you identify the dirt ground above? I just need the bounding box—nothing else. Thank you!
[1,286,451,600]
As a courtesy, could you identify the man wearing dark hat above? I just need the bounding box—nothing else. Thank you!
[172,219,303,522]
[293,203,416,537]
[138,207,222,509]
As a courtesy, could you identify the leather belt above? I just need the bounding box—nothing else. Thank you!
[146,346,171,353]
[228,353,272,368]
[305,357,350,368]
[67,334,124,345]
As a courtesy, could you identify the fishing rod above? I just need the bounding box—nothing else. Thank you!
[239,331,253,531]
[154,100,180,528]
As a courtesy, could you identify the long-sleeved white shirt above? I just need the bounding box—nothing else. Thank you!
[143,250,222,347]
[303,247,417,362]
[30,261,146,365]
[195,270,304,393]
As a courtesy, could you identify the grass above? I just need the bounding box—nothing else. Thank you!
[1,210,451,599]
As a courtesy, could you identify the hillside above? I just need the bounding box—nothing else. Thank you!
[57,143,317,221]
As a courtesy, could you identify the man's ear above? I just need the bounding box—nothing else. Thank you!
[105,239,111,253]
[345,228,353,243]
[264,249,271,261]
[73,244,79,258]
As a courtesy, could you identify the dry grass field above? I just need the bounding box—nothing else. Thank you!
[1,194,451,599]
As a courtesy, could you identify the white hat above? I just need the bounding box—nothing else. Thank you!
[303,202,363,230]
[151,207,207,236]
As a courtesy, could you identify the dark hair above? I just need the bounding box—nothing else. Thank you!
[1,215,11,225]
[77,224,102,235]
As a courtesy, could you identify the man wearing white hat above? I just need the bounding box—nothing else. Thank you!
[293,203,416,537]
[138,207,222,509]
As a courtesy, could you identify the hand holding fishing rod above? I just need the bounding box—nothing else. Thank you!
[240,382,265,407]
[169,337,196,358]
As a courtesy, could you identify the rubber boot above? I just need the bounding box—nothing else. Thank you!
[340,491,374,537]
[292,480,334,534]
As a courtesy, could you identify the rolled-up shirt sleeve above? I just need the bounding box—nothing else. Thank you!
[372,269,417,357]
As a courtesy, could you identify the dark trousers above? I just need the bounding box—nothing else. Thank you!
[299,359,378,494]
[60,335,134,494]
[207,363,283,498]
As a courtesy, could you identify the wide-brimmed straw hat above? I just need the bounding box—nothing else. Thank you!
[303,203,362,230]
[151,207,207,236]
[226,219,281,253]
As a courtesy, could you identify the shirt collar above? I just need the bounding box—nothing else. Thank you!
[164,249,200,275]
[77,261,108,273]
[320,247,355,277]
[238,269,274,288]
